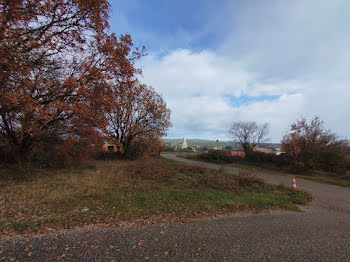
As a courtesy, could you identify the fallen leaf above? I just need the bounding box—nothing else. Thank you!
[138,240,144,246]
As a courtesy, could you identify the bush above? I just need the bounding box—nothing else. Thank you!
[282,116,348,173]
[0,145,14,165]
[245,151,275,163]
[194,146,350,178]
[95,151,123,160]
[197,150,242,163]
[236,169,263,187]
[124,138,164,160]
[0,136,103,168]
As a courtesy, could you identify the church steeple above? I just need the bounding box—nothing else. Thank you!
[181,138,187,149]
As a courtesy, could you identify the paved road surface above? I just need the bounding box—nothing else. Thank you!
[1,154,349,261]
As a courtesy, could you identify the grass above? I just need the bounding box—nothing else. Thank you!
[178,153,350,187]
[0,157,310,238]
[227,163,350,187]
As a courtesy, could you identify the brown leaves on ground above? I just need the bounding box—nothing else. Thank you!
[197,173,239,191]
[196,168,264,191]
[127,157,170,179]
[124,159,263,191]
[174,165,212,175]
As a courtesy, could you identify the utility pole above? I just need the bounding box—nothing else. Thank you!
[216,139,219,162]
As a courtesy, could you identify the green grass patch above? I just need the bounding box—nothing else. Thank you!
[0,157,310,237]
[228,163,350,187]
[178,153,350,187]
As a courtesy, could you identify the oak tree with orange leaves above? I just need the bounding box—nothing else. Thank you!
[0,0,161,165]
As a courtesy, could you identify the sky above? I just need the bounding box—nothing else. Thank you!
[109,0,350,142]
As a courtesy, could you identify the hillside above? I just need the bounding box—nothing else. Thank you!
[163,139,281,149]
[163,139,238,148]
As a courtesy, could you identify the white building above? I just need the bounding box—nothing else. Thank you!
[181,138,188,149]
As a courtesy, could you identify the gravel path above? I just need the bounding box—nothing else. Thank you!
[1,154,349,261]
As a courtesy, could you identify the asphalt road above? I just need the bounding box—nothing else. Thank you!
[1,154,349,261]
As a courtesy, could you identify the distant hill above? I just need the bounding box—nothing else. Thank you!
[163,138,281,149]
[162,139,238,148]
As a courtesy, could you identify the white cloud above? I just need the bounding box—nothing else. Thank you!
[140,49,303,99]
[139,50,312,141]
[137,1,350,142]
[221,0,350,78]
[140,50,251,98]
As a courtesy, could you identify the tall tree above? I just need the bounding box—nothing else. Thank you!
[106,81,171,157]
[0,0,143,163]
[228,121,269,154]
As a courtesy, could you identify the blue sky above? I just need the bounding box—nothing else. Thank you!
[110,0,228,52]
[109,1,350,142]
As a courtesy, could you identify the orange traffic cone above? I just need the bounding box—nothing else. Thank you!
[292,177,296,190]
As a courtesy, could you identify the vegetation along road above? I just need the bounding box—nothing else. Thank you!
[1,155,349,261]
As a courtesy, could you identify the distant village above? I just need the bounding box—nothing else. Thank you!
[163,138,284,156]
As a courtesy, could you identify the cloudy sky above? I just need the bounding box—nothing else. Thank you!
[109,0,350,142]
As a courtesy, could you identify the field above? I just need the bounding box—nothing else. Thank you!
[0,157,310,239]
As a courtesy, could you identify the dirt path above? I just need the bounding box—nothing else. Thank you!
[1,154,349,261]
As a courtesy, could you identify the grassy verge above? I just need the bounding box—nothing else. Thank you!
[231,163,350,187]
[0,157,310,238]
[178,154,350,187]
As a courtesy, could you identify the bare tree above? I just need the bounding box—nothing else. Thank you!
[106,81,171,157]
[229,121,269,154]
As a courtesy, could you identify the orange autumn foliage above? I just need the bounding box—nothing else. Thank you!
[281,116,347,172]
[0,0,169,165]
